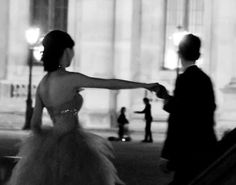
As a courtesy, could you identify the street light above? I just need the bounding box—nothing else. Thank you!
[172,26,188,75]
[23,27,40,130]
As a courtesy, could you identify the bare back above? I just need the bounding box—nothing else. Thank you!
[38,70,80,108]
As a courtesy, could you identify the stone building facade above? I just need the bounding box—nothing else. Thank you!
[0,0,235,131]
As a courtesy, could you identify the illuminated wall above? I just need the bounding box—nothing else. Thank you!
[0,0,235,131]
[67,0,167,128]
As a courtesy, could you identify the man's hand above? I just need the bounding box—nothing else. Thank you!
[155,84,170,99]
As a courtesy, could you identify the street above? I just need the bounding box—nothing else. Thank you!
[112,141,173,185]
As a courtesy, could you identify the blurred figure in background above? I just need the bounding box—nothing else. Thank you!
[134,97,153,143]
[117,107,130,141]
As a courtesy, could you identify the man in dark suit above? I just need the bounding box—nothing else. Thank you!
[134,98,153,143]
[156,34,218,185]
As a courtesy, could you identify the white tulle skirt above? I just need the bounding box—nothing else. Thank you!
[7,126,123,185]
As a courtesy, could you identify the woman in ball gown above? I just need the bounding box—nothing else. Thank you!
[7,30,159,185]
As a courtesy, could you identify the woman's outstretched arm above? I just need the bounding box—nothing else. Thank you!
[69,72,159,91]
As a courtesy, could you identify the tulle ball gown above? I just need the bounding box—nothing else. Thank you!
[7,93,123,185]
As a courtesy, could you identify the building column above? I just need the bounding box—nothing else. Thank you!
[130,0,143,107]
[0,0,31,98]
[210,0,236,129]
[108,0,118,127]
[0,0,9,80]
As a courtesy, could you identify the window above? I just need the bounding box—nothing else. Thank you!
[29,0,68,65]
[163,0,204,70]
[31,0,68,34]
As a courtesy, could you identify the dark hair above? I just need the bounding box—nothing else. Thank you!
[178,34,201,61]
[41,30,75,72]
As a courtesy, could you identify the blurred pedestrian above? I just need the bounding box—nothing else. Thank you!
[156,34,217,185]
[117,107,129,140]
[134,97,153,143]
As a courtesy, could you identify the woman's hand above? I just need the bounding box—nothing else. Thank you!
[146,83,160,92]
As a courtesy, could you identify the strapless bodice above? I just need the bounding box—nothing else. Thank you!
[47,93,83,116]
[46,93,83,132]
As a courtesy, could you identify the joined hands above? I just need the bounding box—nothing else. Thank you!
[147,83,170,99]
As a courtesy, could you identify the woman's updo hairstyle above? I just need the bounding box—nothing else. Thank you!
[178,34,201,61]
[41,30,75,72]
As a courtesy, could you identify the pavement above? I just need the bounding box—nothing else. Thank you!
[113,141,173,185]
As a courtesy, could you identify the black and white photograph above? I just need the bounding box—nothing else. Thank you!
[0,0,235,185]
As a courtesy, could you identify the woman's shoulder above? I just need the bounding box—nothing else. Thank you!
[40,70,74,82]
[53,71,87,80]
[39,70,89,93]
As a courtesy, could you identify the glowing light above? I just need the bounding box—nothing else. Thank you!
[164,27,189,70]
[172,30,189,46]
[33,45,44,61]
[25,27,40,45]
[165,49,179,69]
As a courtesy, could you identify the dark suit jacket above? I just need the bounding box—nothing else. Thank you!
[161,65,217,171]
